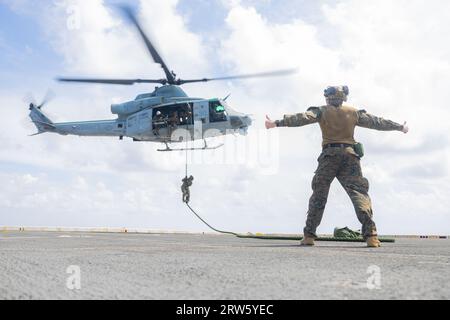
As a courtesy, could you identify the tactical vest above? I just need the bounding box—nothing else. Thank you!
[319,105,358,146]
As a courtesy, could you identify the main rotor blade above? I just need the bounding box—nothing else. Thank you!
[57,78,167,85]
[177,68,298,85]
[119,5,176,85]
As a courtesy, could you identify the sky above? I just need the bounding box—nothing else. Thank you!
[0,0,449,235]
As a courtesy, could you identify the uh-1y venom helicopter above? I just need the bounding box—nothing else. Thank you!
[28,6,296,151]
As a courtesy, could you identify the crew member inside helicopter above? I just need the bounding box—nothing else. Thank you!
[179,104,193,125]
[152,111,166,136]
[168,111,179,134]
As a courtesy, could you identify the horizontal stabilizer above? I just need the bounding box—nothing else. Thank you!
[29,132,44,137]
[31,120,56,130]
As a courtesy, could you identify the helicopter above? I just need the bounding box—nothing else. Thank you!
[28,6,296,152]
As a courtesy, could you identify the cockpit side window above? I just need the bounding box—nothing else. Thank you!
[209,100,227,123]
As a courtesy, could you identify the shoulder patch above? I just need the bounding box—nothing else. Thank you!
[307,106,322,118]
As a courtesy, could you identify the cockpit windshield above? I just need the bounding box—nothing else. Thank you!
[209,100,227,123]
[215,105,225,112]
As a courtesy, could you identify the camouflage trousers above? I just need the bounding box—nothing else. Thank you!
[303,147,377,240]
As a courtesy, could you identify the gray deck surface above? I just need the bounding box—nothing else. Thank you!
[1,231,449,300]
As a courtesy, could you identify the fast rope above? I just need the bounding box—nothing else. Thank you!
[185,203,239,237]
[181,113,239,237]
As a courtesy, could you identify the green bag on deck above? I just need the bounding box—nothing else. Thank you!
[333,227,362,239]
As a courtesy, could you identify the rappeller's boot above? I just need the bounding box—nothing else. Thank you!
[366,236,381,248]
[301,236,315,246]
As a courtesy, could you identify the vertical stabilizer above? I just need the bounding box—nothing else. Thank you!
[29,104,55,135]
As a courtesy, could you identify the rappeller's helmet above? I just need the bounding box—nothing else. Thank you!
[156,111,162,116]
[324,85,349,107]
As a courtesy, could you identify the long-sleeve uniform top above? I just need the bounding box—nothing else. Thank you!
[275,105,404,146]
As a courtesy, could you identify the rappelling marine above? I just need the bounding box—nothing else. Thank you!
[181,175,194,204]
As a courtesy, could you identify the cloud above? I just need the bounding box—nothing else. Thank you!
[40,0,210,79]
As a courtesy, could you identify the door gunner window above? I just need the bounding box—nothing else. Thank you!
[209,100,227,123]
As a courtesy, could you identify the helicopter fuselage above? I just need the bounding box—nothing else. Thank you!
[29,85,252,144]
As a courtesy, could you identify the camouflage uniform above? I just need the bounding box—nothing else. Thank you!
[276,105,403,240]
[181,175,194,203]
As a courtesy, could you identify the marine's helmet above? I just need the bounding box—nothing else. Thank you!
[156,111,162,116]
[324,85,349,107]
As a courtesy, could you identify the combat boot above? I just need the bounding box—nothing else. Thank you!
[301,236,315,246]
[366,236,381,248]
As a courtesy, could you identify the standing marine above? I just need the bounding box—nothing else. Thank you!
[265,86,409,248]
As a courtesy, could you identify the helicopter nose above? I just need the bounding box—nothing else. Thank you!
[240,115,252,130]
[230,115,252,129]
[243,115,252,127]
[230,115,244,129]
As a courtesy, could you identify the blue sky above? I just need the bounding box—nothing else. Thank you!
[0,3,67,87]
[1,0,449,235]
[0,0,334,87]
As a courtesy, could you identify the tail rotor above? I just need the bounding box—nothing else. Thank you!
[27,90,56,136]
[24,90,55,110]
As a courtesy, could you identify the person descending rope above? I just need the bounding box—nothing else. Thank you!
[181,175,194,203]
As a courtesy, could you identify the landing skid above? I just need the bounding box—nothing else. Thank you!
[157,140,224,152]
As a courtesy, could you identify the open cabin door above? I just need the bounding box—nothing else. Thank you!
[152,103,194,142]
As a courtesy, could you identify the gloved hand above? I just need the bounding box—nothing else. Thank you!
[402,121,409,134]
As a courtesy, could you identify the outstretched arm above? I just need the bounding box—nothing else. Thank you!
[357,110,409,133]
[266,107,321,129]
